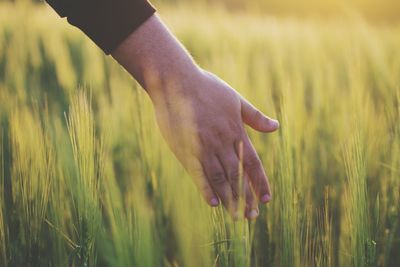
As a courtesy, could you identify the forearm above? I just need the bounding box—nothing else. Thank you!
[111,15,200,100]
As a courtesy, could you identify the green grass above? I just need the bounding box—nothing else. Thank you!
[0,3,399,267]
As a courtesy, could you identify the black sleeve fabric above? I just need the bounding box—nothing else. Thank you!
[45,0,156,54]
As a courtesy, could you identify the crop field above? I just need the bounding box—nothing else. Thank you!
[0,2,399,267]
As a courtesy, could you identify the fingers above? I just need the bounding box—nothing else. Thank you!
[187,159,220,207]
[243,173,259,219]
[242,136,272,203]
[202,155,238,215]
[186,147,260,220]
[218,147,259,220]
[217,151,240,199]
[240,97,279,133]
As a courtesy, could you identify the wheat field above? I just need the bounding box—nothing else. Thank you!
[0,2,399,267]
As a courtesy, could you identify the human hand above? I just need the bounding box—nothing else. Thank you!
[112,14,279,219]
[149,68,279,219]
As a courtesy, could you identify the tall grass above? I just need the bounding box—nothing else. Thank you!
[342,132,375,267]
[276,97,301,267]
[9,106,54,265]
[0,3,399,267]
[65,92,104,266]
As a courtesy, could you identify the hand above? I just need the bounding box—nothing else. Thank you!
[150,68,279,219]
[112,15,279,219]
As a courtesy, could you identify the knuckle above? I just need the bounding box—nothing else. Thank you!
[209,172,227,186]
[228,168,240,182]
[245,156,261,171]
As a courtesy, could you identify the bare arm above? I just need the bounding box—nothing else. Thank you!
[112,15,279,219]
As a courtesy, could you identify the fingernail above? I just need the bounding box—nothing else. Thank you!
[261,194,271,203]
[247,209,259,219]
[210,197,219,207]
[271,119,280,128]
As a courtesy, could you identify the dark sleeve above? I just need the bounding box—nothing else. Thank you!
[45,0,156,54]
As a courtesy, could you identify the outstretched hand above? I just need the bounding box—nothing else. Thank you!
[112,15,279,219]
[151,69,279,219]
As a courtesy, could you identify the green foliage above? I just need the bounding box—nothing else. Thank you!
[0,3,399,267]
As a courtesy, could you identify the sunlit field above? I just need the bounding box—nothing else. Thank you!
[0,2,399,267]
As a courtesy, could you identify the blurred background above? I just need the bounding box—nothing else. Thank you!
[2,0,400,21]
[156,0,400,22]
[0,0,399,267]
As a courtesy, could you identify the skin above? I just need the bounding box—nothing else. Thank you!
[112,14,279,220]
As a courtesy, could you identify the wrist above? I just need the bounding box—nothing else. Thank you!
[111,14,201,103]
[143,56,201,103]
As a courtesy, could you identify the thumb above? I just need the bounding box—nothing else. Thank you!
[241,97,279,132]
